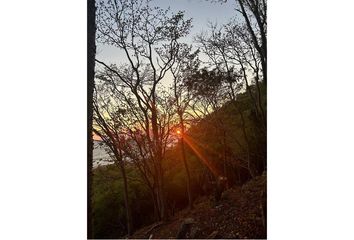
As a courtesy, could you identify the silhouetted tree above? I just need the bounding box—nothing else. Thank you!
[93,85,133,235]
[87,0,96,238]
[95,0,192,220]
[170,44,200,210]
[209,0,266,83]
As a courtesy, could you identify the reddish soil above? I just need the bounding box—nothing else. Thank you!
[130,174,267,239]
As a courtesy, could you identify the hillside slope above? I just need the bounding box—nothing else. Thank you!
[130,173,267,239]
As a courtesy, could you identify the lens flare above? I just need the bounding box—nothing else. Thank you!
[182,134,222,177]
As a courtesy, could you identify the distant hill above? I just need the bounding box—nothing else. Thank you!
[92,82,266,239]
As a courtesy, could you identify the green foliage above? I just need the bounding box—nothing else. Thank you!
[92,0,266,238]
[92,82,266,238]
[92,164,154,239]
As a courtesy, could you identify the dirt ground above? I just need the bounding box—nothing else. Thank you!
[130,173,267,239]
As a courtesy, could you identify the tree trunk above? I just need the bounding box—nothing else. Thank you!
[87,0,96,238]
[119,162,133,236]
[237,0,267,84]
[157,164,166,220]
[238,108,255,178]
[222,130,229,188]
[151,97,166,221]
[179,115,193,210]
[151,190,160,221]
[181,136,193,210]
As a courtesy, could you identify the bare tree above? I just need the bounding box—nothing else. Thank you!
[235,0,267,84]
[210,0,267,84]
[93,83,133,235]
[95,0,192,220]
[195,8,267,176]
[183,68,251,181]
[196,21,265,126]
[94,66,176,221]
[170,44,199,210]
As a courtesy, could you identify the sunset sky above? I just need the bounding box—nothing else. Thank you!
[94,0,239,142]
[96,0,238,65]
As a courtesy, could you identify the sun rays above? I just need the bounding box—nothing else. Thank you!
[182,134,222,178]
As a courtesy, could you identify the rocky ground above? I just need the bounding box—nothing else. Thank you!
[130,173,267,239]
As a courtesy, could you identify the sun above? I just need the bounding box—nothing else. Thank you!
[176,129,181,135]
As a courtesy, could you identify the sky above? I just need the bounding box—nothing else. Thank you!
[93,0,238,142]
[96,0,238,65]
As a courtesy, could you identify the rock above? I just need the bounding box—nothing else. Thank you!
[215,204,223,209]
[190,226,201,238]
[207,230,219,239]
[184,218,195,224]
[176,218,195,239]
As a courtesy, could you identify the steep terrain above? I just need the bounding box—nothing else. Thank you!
[130,173,267,239]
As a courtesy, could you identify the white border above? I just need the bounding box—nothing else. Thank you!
[1,0,354,239]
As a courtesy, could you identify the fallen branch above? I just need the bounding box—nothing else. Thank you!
[144,221,164,236]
